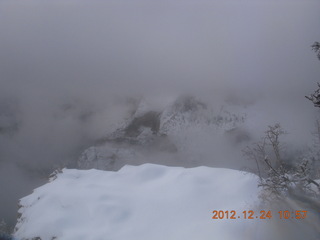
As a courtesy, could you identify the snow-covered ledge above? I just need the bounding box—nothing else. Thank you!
[14,164,259,240]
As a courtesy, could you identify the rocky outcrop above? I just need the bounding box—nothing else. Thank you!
[77,96,246,171]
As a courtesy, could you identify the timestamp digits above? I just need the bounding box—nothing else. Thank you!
[211,210,307,220]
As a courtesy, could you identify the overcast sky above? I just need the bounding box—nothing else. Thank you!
[1,0,320,227]
[1,0,320,99]
[1,0,320,149]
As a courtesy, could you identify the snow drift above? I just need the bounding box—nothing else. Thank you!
[14,164,260,240]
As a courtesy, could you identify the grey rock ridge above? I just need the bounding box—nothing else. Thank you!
[77,95,248,171]
[0,98,21,136]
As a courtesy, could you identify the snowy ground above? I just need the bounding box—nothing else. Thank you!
[13,164,319,240]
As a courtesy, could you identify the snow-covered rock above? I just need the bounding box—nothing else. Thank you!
[14,164,260,240]
[77,96,247,171]
[78,145,140,171]
[159,95,210,134]
[159,95,243,135]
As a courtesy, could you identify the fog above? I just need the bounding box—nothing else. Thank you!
[1,0,320,229]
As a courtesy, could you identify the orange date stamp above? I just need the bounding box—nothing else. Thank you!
[212,210,308,220]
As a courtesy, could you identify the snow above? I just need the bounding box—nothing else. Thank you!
[14,164,261,240]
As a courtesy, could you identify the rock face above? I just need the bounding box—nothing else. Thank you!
[77,95,247,170]
[159,95,210,135]
[124,111,160,137]
[0,99,21,136]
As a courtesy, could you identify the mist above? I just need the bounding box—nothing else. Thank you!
[1,0,320,228]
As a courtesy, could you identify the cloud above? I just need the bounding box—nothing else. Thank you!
[0,0,320,227]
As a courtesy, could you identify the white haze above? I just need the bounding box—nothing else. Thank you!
[0,0,320,228]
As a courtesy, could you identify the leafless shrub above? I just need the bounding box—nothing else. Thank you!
[243,123,286,179]
[244,124,320,205]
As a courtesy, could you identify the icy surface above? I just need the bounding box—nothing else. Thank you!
[15,164,260,240]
